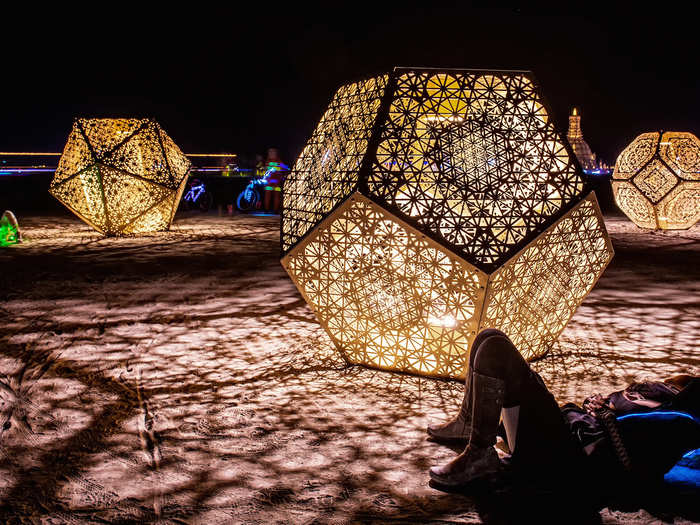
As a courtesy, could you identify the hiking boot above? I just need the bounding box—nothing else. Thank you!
[429,444,501,486]
[468,371,505,448]
[429,371,506,486]
[427,370,473,441]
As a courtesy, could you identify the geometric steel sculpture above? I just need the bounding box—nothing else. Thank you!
[612,131,700,230]
[50,118,191,236]
[282,68,614,379]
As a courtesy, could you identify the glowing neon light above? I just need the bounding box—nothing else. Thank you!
[0,152,61,156]
[0,223,19,247]
[0,152,237,157]
[617,411,699,424]
[184,182,206,203]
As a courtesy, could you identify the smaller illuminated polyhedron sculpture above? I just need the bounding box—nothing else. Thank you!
[281,68,615,380]
[50,118,191,235]
[612,132,700,229]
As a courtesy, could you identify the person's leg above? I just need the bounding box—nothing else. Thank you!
[427,329,523,441]
[429,332,534,485]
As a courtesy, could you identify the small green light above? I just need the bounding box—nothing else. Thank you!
[0,223,19,247]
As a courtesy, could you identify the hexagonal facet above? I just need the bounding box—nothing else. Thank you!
[282,68,614,378]
[50,118,191,235]
[613,132,700,230]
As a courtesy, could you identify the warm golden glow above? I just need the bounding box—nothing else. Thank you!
[482,194,613,360]
[186,153,237,157]
[284,194,485,379]
[49,118,191,236]
[367,70,584,267]
[282,68,613,378]
[282,75,389,250]
[612,132,700,230]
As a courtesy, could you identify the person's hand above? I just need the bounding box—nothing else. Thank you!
[583,393,614,414]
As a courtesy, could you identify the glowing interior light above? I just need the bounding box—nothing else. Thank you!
[428,314,457,327]
[282,68,614,379]
[49,118,191,236]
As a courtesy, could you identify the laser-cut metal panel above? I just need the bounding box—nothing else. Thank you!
[283,193,487,379]
[480,192,613,360]
[281,75,388,252]
[611,181,657,229]
[367,69,585,270]
[282,68,613,378]
[613,132,700,229]
[50,118,191,236]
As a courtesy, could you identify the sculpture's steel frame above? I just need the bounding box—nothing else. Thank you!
[281,67,614,378]
[50,118,191,236]
[612,131,700,230]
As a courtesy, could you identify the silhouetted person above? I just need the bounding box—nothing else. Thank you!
[262,148,287,213]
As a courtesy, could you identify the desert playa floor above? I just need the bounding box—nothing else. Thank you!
[0,212,698,524]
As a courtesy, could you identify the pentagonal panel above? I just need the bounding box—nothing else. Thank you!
[50,118,191,236]
[281,75,388,251]
[283,193,487,379]
[367,70,585,269]
[481,192,613,360]
[613,131,700,229]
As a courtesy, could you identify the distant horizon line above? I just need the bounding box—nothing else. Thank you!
[0,152,238,157]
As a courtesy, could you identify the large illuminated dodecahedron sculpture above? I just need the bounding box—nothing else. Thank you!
[612,132,700,230]
[281,68,614,379]
[50,118,191,235]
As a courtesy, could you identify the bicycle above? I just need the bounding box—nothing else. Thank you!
[236,176,267,211]
[236,162,289,212]
[182,178,214,212]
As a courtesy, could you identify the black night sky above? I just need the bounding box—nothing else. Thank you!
[3,6,699,166]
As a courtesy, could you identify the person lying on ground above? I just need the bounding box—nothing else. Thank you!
[427,328,699,488]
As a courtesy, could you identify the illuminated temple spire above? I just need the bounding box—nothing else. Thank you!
[567,107,609,173]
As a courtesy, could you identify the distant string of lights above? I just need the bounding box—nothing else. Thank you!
[0,152,239,176]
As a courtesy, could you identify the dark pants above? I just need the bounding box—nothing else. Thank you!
[469,329,583,469]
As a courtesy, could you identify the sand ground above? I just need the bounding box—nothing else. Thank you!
[0,211,698,524]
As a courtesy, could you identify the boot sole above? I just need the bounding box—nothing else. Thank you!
[426,427,470,443]
[428,464,500,487]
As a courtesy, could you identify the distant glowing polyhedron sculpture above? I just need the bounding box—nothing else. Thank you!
[50,118,191,235]
[612,132,700,230]
[281,68,614,379]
